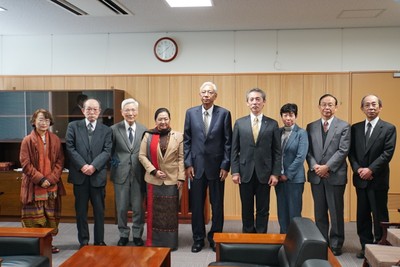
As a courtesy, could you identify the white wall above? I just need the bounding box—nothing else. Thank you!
[1,27,400,75]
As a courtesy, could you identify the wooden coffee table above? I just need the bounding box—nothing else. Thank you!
[60,246,171,267]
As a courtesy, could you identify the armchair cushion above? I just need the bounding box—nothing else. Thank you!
[0,256,49,267]
[0,237,41,256]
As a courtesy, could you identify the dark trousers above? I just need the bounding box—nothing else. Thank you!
[190,174,225,243]
[73,177,106,245]
[239,173,271,233]
[356,187,389,249]
[311,180,346,249]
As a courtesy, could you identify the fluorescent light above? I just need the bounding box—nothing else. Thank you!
[0,6,7,11]
[165,0,213,7]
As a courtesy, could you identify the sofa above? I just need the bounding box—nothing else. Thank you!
[0,227,52,267]
[209,217,340,267]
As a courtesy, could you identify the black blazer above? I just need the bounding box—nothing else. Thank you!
[349,119,396,190]
[66,119,112,187]
[231,115,281,184]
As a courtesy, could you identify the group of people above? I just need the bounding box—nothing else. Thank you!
[19,82,396,260]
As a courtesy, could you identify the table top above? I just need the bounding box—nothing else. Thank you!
[387,228,400,247]
[60,246,171,267]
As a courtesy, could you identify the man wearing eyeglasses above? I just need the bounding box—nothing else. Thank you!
[306,94,351,256]
[110,98,147,247]
[66,98,112,249]
[184,81,232,253]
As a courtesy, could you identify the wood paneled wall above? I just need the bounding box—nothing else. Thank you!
[1,71,399,222]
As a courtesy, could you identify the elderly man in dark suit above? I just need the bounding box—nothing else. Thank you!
[349,94,396,259]
[231,88,281,234]
[66,98,112,248]
[306,94,350,256]
[110,98,147,246]
[184,81,232,253]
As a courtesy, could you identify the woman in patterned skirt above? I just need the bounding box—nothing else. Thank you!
[19,108,65,253]
[139,108,185,250]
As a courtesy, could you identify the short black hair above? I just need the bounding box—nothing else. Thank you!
[154,107,170,121]
[319,94,338,106]
[280,103,298,117]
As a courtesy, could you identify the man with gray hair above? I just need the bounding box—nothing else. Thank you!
[184,82,232,252]
[110,98,147,246]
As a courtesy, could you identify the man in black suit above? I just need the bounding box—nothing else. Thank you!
[66,98,112,248]
[184,81,232,253]
[349,94,396,259]
[231,88,281,233]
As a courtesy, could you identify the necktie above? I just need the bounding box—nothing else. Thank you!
[204,111,210,135]
[323,121,329,133]
[128,127,133,144]
[252,117,259,142]
[365,122,372,145]
[88,123,93,144]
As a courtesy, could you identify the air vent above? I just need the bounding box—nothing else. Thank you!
[49,0,132,16]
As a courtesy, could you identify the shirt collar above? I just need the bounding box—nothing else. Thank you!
[202,105,214,115]
[250,113,263,121]
[366,117,379,128]
[85,119,97,129]
[321,116,334,125]
[124,120,136,131]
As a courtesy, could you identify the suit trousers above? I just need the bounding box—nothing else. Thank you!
[311,179,346,249]
[356,187,389,249]
[114,169,144,239]
[239,173,271,233]
[275,182,304,234]
[73,177,105,245]
[190,174,225,243]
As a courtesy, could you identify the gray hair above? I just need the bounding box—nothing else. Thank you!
[199,81,218,93]
[121,98,139,110]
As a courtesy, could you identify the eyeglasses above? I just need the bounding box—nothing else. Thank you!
[37,119,50,124]
[200,90,216,96]
[123,108,137,113]
[85,107,100,113]
[320,103,336,108]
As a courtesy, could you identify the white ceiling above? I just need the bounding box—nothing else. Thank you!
[0,0,400,35]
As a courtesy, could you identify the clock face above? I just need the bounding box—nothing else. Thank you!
[154,37,178,62]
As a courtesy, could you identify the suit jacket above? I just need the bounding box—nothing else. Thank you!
[139,130,185,185]
[306,117,350,185]
[66,119,112,187]
[349,119,396,190]
[110,121,146,185]
[281,124,308,183]
[184,105,232,180]
[231,115,281,184]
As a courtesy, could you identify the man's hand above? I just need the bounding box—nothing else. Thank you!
[279,175,288,182]
[358,167,373,180]
[268,175,279,186]
[314,164,330,178]
[185,167,195,181]
[219,169,228,181]
[232,174,241,184]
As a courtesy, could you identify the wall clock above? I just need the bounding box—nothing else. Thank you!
[154,37,178,62]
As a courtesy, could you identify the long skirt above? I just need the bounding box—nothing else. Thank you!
[146,183,179,250]
[21,196,61,236]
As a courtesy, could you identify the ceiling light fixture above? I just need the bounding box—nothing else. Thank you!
[165,0,213,8]
[0,6,7,11]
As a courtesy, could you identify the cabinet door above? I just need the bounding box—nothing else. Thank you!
[0,172,22,216]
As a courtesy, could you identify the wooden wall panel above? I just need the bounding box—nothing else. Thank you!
[44,76,65,90]
[169,76,192,132]
[3,76,24,90]
[107,76,127,92]
[126,76,149,128]
[85,76,107,89]
[65,76,85,90]
[234,75,257,119]
[148,76,170,128]
[23,76,45,90]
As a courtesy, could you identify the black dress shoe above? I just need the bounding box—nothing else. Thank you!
[331,248,342,256]
[133,238,144,246]
[209,242,216,252]
[118,237,129,246]
[356,249,365,259]
[191,242,204,253]
[94,241,107,246]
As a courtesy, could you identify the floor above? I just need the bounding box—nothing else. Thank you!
[0,220,365,266]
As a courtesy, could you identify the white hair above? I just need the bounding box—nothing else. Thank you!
[121,98,139,110]
[199,81,218,93]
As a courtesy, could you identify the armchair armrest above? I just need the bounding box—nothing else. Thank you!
[0,227,53,267]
